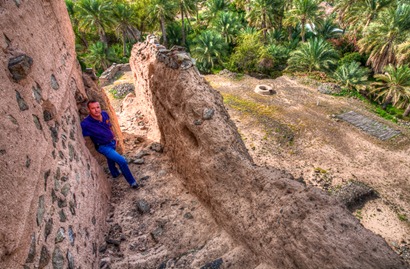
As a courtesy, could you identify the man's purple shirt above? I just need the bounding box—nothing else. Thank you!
[81,111,114,145]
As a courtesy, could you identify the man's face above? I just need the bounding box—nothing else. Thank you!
[88,102,101,118]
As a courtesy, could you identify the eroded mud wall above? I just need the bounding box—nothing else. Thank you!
[0,2,110,268]
[130,41,407,268]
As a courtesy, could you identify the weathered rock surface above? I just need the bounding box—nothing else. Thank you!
[0,2,112,268]
[130,41,407,268]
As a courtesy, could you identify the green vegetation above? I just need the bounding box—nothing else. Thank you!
[397,213,408,222]
[65,0,410,119]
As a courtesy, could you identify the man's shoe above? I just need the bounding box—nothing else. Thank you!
[131,183,140,189]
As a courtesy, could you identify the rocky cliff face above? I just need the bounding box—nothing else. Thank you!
[0,2,116,268]
[130,41,407,268]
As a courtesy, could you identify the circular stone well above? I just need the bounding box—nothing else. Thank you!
[254,84,276,95]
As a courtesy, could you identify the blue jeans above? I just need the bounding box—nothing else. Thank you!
[97,141,137,186]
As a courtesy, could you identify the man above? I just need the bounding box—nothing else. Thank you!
[81,100,139,189]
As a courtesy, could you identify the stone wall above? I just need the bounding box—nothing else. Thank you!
[0,2,111,268]
[99,63,131,87]
[130,41,407,268]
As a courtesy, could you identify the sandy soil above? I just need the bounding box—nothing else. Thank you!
[206,73,410,253]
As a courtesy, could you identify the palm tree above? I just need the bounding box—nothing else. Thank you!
[212,11,243,44]
[314,16,343,40]
[112,2,140,57]
[65,0,89,48]
[333,61,370,90]
[205,0,229,21]
[287,38,339,72]
[284,0,324,42]
[358,3,410,73]
[191,30,228,73]
[74,0,115,48]
[246,0,276,41]
[177,0,197,46]
[336,0,392,33]
[371,65,410,115]
[85,42,115,71]
[148,0,178,47]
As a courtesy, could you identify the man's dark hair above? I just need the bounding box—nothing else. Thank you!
[87,100,99,108]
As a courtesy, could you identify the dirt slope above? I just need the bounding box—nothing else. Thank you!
[207,73,410,257]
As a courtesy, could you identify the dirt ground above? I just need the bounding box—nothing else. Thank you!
[100,71,410,267]
[206,73,410,254]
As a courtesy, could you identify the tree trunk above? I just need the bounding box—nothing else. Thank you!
[301,18,306,42]
[287,26,292,41]
[262,10,266,42]
[160,15,167,47]
[98,25,108,48]
[122,31,127,57]
[404,103,410,117]
[382,95,392,110]
[181,3,186,46]
[80,31,89,49]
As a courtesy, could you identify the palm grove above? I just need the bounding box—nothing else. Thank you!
[66,0,410,118]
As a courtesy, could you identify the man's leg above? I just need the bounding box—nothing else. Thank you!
[107,158,121,178]
[97,143,138,186]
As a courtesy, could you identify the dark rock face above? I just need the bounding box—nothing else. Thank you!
[8,54,33,81]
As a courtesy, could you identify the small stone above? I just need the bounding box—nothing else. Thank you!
[106,238,121,246]
[59,209,67,222]
[140,175,150,181]
[25,156,31,168]
[52,247,65,269]
[13,0,21,7]
[49,125,59,143]
[16,90,29,111]
[43,110,53,121]
[32,83,42,103]
[58,198,67,208]
[202,108,215,120]
[44,169,51,191]
[67,250,75,269]
[25,233,36,263]
[150,142,163,153]
[51,74,59,90]
[69,200,76,215]
[7,115,18,125]
[68,226,75,246]
[100,257,111,268]
[92,216,96,225]
[133,158,145,164]
[136,200,150,214]
[150,227,163,243]
[38,246,50,269]
[8,54,33,81]
[99,243,107,253]
[51,189,58,203]
[184,212,194,219]
[55,227,65,243]
[194,119,202,125]
[33,114,43,130]
[61,183,70,197]
[200,258,223,269]
[44,218,53,241]
[135,150,150,159]
[37,195,45,226]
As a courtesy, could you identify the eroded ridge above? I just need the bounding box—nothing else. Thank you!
[129,40,407,268]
